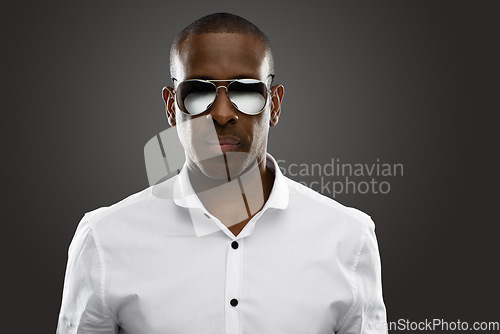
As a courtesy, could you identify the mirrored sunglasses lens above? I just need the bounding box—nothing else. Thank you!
[228,81,267,115]
[178,81,216,115]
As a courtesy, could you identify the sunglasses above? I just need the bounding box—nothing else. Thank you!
[173,78,272,116]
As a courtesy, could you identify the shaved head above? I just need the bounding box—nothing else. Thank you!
[170,13,275,80]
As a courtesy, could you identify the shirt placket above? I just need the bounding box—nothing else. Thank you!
[225,238,244,334]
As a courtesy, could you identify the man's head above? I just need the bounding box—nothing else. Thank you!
[162,13,284,179]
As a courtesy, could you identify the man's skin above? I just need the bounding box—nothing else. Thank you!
[162,33,285,236]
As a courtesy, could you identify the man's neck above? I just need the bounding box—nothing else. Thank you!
[187,155,275,236]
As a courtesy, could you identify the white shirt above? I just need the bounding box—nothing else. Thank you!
[57,153,387,334]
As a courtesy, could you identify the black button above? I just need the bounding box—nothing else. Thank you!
[204,213,210,219]
[231,241,239,249]
[230,298,238,307]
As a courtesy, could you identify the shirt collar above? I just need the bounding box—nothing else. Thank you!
[172,153,289,238]
[173,152,289,211]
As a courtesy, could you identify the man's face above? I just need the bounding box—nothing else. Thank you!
[164,33,284,179]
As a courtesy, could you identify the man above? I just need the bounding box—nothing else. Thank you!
[57,13,387,334]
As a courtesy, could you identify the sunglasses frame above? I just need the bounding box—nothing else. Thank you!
[172,77,273,116]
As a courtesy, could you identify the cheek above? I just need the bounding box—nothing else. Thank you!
[175,112,194,149]
[260,108,271,126]
[248,113,270,144]
[176,114,219,154]
[175,124,189,153]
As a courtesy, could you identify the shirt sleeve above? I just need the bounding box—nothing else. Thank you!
[337,220,388,334]
[56,215,118,334]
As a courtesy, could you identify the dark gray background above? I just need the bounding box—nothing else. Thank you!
[3,1,499,332]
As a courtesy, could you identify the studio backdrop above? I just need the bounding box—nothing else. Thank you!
[3,1,499,333]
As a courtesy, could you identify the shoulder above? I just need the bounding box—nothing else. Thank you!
[283,176,375,232]
[275,175,379,269]
[82,175,179,232]
[83,185,154,225]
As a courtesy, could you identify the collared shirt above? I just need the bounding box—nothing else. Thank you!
[57,153,387,334]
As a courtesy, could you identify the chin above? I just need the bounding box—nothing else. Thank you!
[195,152,257,180]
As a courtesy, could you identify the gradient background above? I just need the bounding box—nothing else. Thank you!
[3,1,499,332]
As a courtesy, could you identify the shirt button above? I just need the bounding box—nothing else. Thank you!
[204,213,210,219]
[231,241,239,249]
[230,298,238,307]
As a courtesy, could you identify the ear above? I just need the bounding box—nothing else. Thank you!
[269,84,284,127]
[162,86,176,127]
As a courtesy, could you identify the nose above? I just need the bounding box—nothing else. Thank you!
[209,86,239,126]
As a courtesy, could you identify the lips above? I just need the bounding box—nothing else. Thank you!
[206,136,241,153]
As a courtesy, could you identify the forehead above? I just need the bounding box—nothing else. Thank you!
[174,33,270,81]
